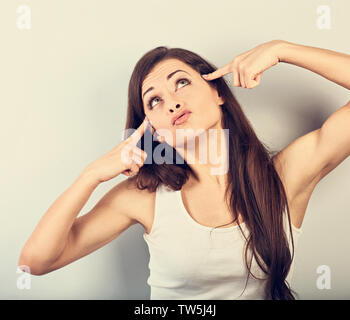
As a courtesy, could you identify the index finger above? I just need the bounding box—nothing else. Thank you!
[201,62,232,81]
[127,116,150,146]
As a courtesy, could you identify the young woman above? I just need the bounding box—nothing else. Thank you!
[18,40,350,300]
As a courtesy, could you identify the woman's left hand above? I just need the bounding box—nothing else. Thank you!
[202,40,286,89]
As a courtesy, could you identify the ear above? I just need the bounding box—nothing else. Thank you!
[215,90,225,106]
[217,94,225,106]
[212,83,225,105]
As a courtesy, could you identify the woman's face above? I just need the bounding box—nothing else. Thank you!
[141,58,224,147]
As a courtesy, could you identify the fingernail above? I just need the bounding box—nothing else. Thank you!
[202,74,208,78]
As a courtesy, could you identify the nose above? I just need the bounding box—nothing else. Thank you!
[168,103,181,113]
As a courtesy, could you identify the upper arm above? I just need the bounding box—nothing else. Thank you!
[316,101,350,179]
[43,177,145,274]
[273,100,350,203]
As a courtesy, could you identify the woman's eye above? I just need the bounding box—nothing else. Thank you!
[149,97,161,109]
[177,78,190,88]
[148,78,191,109]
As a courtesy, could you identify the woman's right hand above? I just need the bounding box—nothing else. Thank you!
[83,116,155,183]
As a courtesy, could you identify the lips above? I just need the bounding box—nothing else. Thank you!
[171,109,192,126]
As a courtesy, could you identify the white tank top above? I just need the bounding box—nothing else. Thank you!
[143,184,302,300]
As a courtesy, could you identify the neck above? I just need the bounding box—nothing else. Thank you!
[175,120,229,188]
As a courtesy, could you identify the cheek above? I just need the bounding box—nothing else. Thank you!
[198,96,220,117]
[144,108,156,122]
[147,114,171,133]
[200,104,222,127]
[196,89,215,107]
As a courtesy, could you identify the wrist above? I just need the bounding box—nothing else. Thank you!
[275,40,297,63]
[78,169,101,188]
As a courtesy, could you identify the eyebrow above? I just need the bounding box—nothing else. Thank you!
[142,69,190,99]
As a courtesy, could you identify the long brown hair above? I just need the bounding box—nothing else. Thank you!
[125,46,298,300]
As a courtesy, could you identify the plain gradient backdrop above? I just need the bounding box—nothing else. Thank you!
[1,0,349,299]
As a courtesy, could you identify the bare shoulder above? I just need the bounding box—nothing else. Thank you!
[113,177,156,232]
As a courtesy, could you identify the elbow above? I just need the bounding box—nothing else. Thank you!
[18,251,49,276]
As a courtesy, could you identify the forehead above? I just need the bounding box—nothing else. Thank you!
[141,59,194,92]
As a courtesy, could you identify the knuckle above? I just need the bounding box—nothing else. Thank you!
[243,70,250,77]
[238,62,247,71]
[244,67,253,75]
[231,58,239,68]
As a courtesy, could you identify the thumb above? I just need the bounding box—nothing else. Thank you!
[247,73,263,89]
[255,73,262,83]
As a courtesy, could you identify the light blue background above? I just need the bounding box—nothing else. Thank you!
[1,0,349,299]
